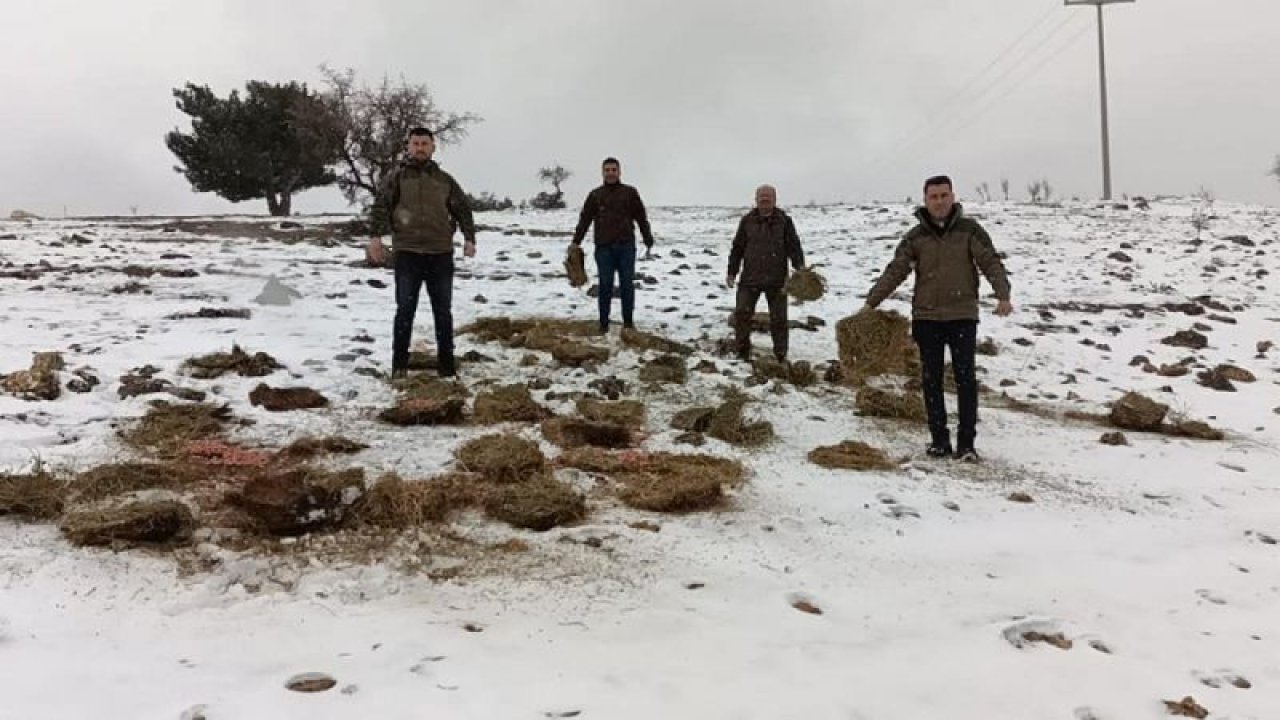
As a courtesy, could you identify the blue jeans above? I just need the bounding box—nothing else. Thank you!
[594,243,636,329]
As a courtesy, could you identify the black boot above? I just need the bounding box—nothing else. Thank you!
[437,354,456,378]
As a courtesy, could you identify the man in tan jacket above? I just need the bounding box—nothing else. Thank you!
[366,127,476,378]
[864,175,1012,461]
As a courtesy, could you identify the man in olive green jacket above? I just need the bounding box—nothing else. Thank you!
[864,175,1013,461]
[367,127,476,378]
[726,184,806,362]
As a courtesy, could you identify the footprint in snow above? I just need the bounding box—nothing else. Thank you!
[1194,669,1252,689]
[1195,589,1228,605]
[884,504,920,519]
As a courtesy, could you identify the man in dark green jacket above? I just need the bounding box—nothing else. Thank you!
[367,127,476,378]
[571,157,654,333]
[864,175,1013,461]
[726,184,805,362]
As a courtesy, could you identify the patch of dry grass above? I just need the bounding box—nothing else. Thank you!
[706,394,774,447]
[0,468,67,520]
[455,433,547,483]
[473,384,552,424]
[576,398,646,428]
[60,499,195,547]
[352,473,483,528]
[836,310,917,385]
[855,387,927,423]
[541,417,636,449]
[483,478,586,531]
[620,327,692,356]
[119,401,235,457]
[808,440,898,471]
[182,345,282,379]
[72,462,205,503]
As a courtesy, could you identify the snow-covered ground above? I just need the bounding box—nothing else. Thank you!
[1,200,1278,719]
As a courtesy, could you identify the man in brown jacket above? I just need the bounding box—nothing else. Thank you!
[571,157,654,333]
[367,127,476,378]
[726,185,806,363]
[863,175,1012,461]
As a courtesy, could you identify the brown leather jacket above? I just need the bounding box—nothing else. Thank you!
[866,204,1011,321]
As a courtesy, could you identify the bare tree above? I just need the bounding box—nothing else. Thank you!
[976,182,991,202]
[1041,179,1053,203]
[1000,177,1010,202]
[538,165,572,196]
[1272,155,1280,185]
[314,65,482,207]
[1026,181,1044,204]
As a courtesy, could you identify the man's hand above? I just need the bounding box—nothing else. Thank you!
[366,237,387,266]
[725,273,736,289]
[463,239,476,259]
[995,299,1014,317]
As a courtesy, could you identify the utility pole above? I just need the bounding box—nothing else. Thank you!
[1066,0,1133,201]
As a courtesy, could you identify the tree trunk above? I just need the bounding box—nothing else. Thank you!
[265,192,292,217]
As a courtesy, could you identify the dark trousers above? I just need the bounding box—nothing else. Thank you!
[912,319,979,449]
[594,243,636,329]
[733,285,788,359]
[392,251,454,370]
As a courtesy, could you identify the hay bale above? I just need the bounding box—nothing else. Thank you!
[617,453,745,513]
[248,383,329,411]
[707,396,775,447]
[279,436,368,459]
[231,468,365,535]
[455,434,547,483]
[620,327,693,356]
[785,267,827,302]
[473,384,551,424]
[577,398,646,428]
[379,396,467,426]
[551,341,610,368]
[835,310,917,384]
[352,473,481,528]
[120,401,234,456]
[555,447,635,474]
[807,441,897,471]
[183,345,282,379]
[639,354,688,384]
[1,352,62,401]
[1164,418,1224,441]
[0,470,67,520]
[565,244,588,288]
[855,387,927,423]
[1109,392,1168,431]
[671,407,716,432]
[60,499,195,546]
[73,462,202,503]
[484,478,586,531]
[541,417,635,449]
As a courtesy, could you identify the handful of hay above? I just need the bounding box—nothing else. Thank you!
[565,243,588,288]
[786,266,827,302]
[835,309,917,385]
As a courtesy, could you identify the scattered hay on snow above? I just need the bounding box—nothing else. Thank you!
[278,436,368,459]
[706,394,774,447]
[248,383,329,411]
[182,345,282,379]
[854,387,927,423]
[455,434,547,483]
[352,473,482,528]
[542,416,635,449]
[671,406,716,433]
[835,309,917,384]
[473,384,551,425]
[785,267,827,302]
[576,398,646,428]
[617,452,747,513]
[807,440,897,471]
[119,401,235,456]
[564,244,588,288]
[229,468,365,536]
[551,341,610,368]
[620,327,692,356]
[72,462,204,503]
[60,499,195,547]
[638,354,688,384]
[483,478,585,531]
[0,469,67,520]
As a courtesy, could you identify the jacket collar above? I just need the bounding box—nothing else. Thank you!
[915,203,963,236]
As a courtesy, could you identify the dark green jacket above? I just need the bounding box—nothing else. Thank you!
[866,204,1011,321]
[369,159,475,254]
[572,182,654,247]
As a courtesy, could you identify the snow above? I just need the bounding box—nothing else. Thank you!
[1,200,1278,719]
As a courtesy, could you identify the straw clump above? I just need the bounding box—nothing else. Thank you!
[808,440,898,471]
[183,345,282,379]
[455,433,547,483]
[576,398,646,428]
[119,401,235,456]
[855,387,927,423]
[541,416,635,449]
[60,499,195,547]
[836,309,917,385]
[473,384,552,424]
[0,468,68,520]
[483,477,586,531]
[785,267,827,302]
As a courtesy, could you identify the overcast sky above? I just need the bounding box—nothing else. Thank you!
[3,0,1278,216]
